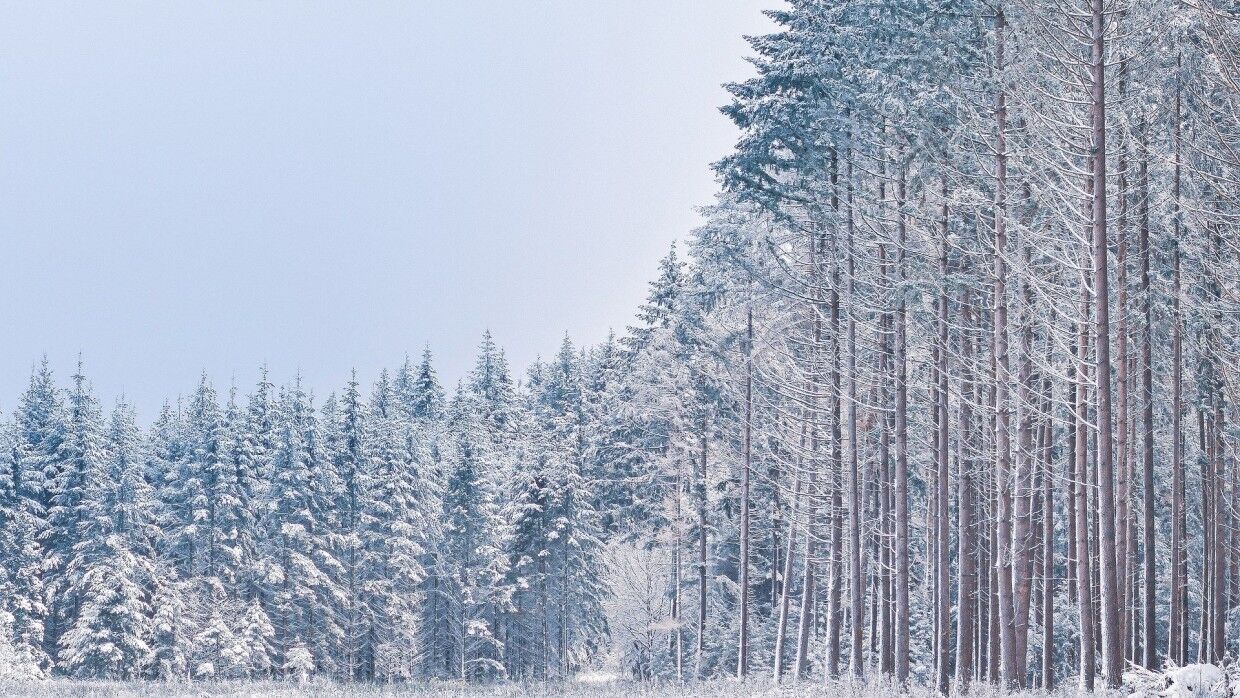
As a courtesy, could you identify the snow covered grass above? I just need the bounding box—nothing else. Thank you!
[0,677,1102,697]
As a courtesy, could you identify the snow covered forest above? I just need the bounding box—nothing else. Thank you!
[2,0,1240,693]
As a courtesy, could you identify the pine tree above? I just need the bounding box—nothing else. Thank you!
[528,337,610,676]
[469,332,516,435]
[45,363,111,665]
[0,415,48,678]
[579,332,630,533]
[235,368,275,604]
[6,360,63,669]
[188,375,244,593]
[359,384,429,680]
[0,608,43,680]
[409,348,447,423]
[191,603,236,679]
[624,246,685,356]
[58,399,157,679]
[233,597,276,678]
[258,381,340,677]
[149,570,190,679]
[146,402,194,680]
[327,371,368,680]
[440,385,511,681]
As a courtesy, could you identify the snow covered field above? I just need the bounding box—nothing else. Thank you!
[0,679,1087,698]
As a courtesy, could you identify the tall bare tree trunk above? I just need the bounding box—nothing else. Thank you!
[1138,119,1157,669]
[1041,374,1056,690]
[793,432,819,680]
[1207,223,1227,663]
[1200,407,1211,662]
[1168,69,1187,668]
[1114,65,1132,664]
[845,148,866,680]
[1012,247,1035,682]
[987,347,1001,683]
[1088,0,1122,683]
[894,160,911,685]
[1209,412,1226,663]
[934,178,951,695]
[696,417,708,679]
[878,229,895,677]
[793,502,817,680]
[774,466,803,683]
[1075,284,1096,691]
[673,465,684,681]
[793,223,827,681]
[737,307,753,679]
[825,255,845,677]
[991,7,1020,687]
[821,150,845,679]
[956,285,977,691]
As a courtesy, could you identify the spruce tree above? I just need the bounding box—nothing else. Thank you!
[58,400,157,679]
[6,360,63,669]
[46,363,110,665]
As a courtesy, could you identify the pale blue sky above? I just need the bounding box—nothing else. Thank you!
[0,1,773,416]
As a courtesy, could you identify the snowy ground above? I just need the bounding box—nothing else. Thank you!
[0,678,1095,697]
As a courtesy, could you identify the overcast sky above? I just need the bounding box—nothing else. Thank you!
[0,1,774,417]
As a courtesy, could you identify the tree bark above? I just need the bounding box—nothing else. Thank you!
[956,285,977,691]
[1088,0,1121,682]
[1114,65,1131,665]
[894,159,911,686]
[1041,374,1055,690]
[825,264,845,678]
[696,417,708,679]
[845,146,866,680]
[737,307,753,679]
[991,7,1020,687]
[824,148,845,679]
[935,178,951,695]
[1135,117,1155,664]
[1139,118,1156,665]
[1075,284,1096,691]
[774,444,805,683]
[1168,70,1187,668]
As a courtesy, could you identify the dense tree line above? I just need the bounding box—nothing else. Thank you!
[699,0,1238,690]
[1,0,1238,690]
[0,341,610,682]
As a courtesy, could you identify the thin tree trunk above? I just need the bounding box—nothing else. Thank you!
[991,7,1020,688]
[1168,68,1187,667]
[794,223,827,681]
[1208,222,1228,663]
[878,226,895,677]
[1210,411,1227,662]
[988,343,1001,684]
[894,159,911,685]
[1041,374,1056,690]
[774,461,804,683]
[737,307,753,679]
[1012,246,1035,682]
[673,465,684,682]
[935,178,951,695]
[825,255,845,678]
[1200,410,1213,663]
[1114,65,1132,665]
[1076,284,1096,691]
[956,284,977,692]
[1139,116,1157,669]
[696,416,708,679]
[846,145,866,680]
[1089,0,1122,685]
